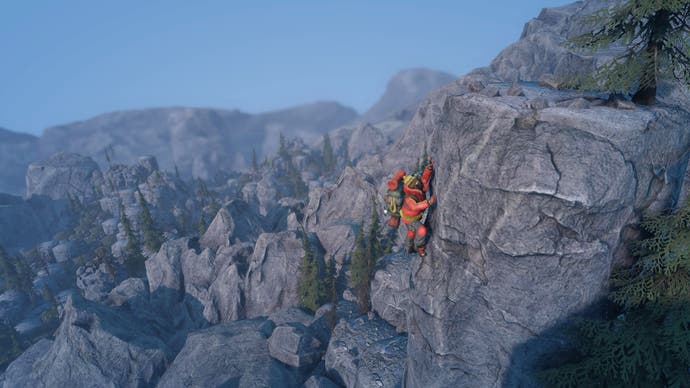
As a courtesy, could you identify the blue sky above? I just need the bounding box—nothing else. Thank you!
[0,0,567,135]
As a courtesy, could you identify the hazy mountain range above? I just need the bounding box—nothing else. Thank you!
[0,68,456,195]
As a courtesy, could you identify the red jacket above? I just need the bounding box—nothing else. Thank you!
[398,165,434,224]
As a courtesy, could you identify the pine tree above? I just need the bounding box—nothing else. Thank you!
[298,232,323,313]
[278,132,289,161]
[566,0,690,105]
[0,246,19,292]
[121,205,146,277]
[540,200,690,386]
[0,246,33,294]
[325,256,338,329]
[136,188,163,252]
[252,148,259,173]
[368,201,383,263]
[322,133,336,174]
[350,220,372,313]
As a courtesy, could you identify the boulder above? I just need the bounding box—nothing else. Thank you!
[268,323,325,368]
[370,252,412,332]
[304,168,379,232]
[325,315,406,388]
[25,152,102,201]
[200,200,264,250]
[245,231,312,318]
[268,307,315,327]
[2,296,170,388]
[157,318,300,388]
[106,277,148,309]
[303,168,380,266]
[75,261,121,303]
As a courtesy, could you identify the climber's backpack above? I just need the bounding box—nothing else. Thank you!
[386,180,404,215]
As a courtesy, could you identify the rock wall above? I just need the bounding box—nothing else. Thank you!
[391,84,690,386]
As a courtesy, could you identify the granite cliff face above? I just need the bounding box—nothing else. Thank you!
[357,1,690,385]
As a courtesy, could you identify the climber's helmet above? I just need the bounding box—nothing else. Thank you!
[404,174,422,190]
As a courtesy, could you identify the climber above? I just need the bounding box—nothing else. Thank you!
[385,158,435,257]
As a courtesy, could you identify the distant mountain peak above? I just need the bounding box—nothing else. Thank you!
[360,68,456,124]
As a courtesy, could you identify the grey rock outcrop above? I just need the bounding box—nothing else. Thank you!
[325,314,406,388]
[370,252,412,332]
[200,200,264,250]
[268,323,325,368]
[106,277,149,309]
[157,318,300,388]
[2,296,170,388]
[376,82,690,386]
[25,152,102,201]
[304,167,380,265]
[487,0,688,107]
[0,339,53,388]
[245,231,316,318]
[75,261,121,303]
[146,238,252,326]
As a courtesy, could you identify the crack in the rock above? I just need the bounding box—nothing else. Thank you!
[545,142,562,196]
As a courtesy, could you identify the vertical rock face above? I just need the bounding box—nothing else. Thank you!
[244,231,308,318]
[25,152,102,201]
[303,167,380,266]
[370,252,412,332]
[394,86,690,386]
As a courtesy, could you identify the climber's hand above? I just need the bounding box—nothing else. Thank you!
[426,158,434,171]
[428,195,436,206]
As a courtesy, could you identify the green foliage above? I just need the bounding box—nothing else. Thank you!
[350,205,386,313]
[325,255,338,329]
[298,232,326,313]
[136,188,163,252]
[565,0,690,104]
[252,148,259,172]
[278,132,289,161]
[322,134,336,174]
[121,205,146,277]
[350,220,370,313]
[278,154,309,200]
[0,322,24,371]
[540,200,690,386]
[196,179,220,235]
[0,246,33,294]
